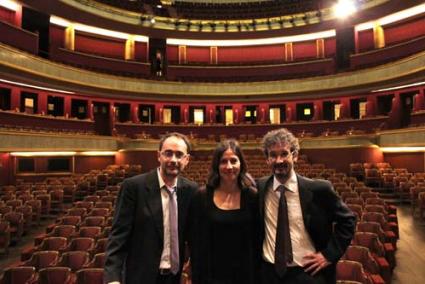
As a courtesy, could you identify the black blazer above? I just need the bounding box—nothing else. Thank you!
[257,174,356,283]
[104,169,198,284]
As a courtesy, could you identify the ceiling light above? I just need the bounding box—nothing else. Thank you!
[333,0,357,19]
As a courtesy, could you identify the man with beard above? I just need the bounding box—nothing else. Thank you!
[257,128,355,284]
[105,132,198,284]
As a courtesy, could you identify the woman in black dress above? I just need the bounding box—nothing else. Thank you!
[188,139,260,284]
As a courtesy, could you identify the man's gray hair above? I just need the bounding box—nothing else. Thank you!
[261,128,300,157]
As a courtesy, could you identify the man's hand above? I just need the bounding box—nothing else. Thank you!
[302,252,331,275]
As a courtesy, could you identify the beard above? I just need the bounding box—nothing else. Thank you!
[272,162,292,181]
[161,162,181,178]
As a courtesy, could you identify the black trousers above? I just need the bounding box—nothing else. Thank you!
[260,261,328,284]
[156,273,180,284]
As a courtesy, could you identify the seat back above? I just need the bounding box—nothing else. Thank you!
[38,267,71,284]
[76,268,104,284]
[1,266,36,284]
[58,251,90,272]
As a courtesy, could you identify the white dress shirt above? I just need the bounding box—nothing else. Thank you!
[263,170,316,267]
[158,168,178,269]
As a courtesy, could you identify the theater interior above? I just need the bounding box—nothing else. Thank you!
[0,0,425,283]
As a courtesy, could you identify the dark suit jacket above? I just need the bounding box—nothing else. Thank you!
[257,174,356,283]
[104,169,198,284]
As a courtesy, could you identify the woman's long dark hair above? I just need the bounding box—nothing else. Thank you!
[206,139,250,191]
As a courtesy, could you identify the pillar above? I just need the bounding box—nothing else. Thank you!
[64,25,75,51]
[10,87,20,111]
[366,96,377,117]
[125,36,135,60]
[316,39,325,59]
[38,92,47,115]
[373,23,385,49]
[131,103,139,123]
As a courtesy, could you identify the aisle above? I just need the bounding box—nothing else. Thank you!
[392,205,425,284]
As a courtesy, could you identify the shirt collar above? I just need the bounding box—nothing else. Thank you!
[272,169,297,193]
[157,168,178,191]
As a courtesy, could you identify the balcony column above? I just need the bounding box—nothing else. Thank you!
[366,96,377,117]
[316,39,325,59]
[373,23,385,49]
[14,4,22,27]
[125,36,135,60]
[88,100,94,120]
[110,104,116,135]
[64,25,75,51]
[10,87,20,111]
[258,103,268,123]
[286,102,296,122]
[388,92,401,129]
[313,101,322,121]
[131,103,139,123]
[37,92,47,115]
[413,89,425,112]
[206,105,215,123]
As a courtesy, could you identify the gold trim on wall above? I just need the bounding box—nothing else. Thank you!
[373,22,385,49]
[64,25,75,51]
[316,38,325,59]
[284,42,293,62]
[210,46,218,64]
[178,45,187,64]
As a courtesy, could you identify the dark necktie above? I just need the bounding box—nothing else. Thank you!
[165,187,180,274]
[274,185,293,277]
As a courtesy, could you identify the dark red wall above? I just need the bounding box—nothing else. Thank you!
[0,6,15,25]
[75,33,124,59]
[187,46,210,63]
[0,153,12,186]
[385,17,425,46]
[218,44,285,63]
[357,30,374,52]
[116,151,157,173]
[293,41,316,60]
[384,152,425,173]
[74,156,115,173]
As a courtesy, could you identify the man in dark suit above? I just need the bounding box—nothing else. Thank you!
[257,128,356,284]
[105,132,198,284]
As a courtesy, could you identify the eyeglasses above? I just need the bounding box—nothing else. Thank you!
[268,150,294,162]
[160,150,188,160]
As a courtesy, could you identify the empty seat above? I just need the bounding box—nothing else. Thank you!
[85,252,106,268]
[3,212,24,243]
[22,237,68,261]
[0,220,11,254]
[66,237,95,252]
[22,251,60,270]
[57,251,90,272]
[76,268,104,284]
[342,246,384,284]
[78,226,102,239]
[38,267,73,284]
[0,266,37,284]
[336,260,372,284]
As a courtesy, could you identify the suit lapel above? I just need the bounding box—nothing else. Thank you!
[145,170,164,241]
[176,178,188,239]
[297,174,313,230]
